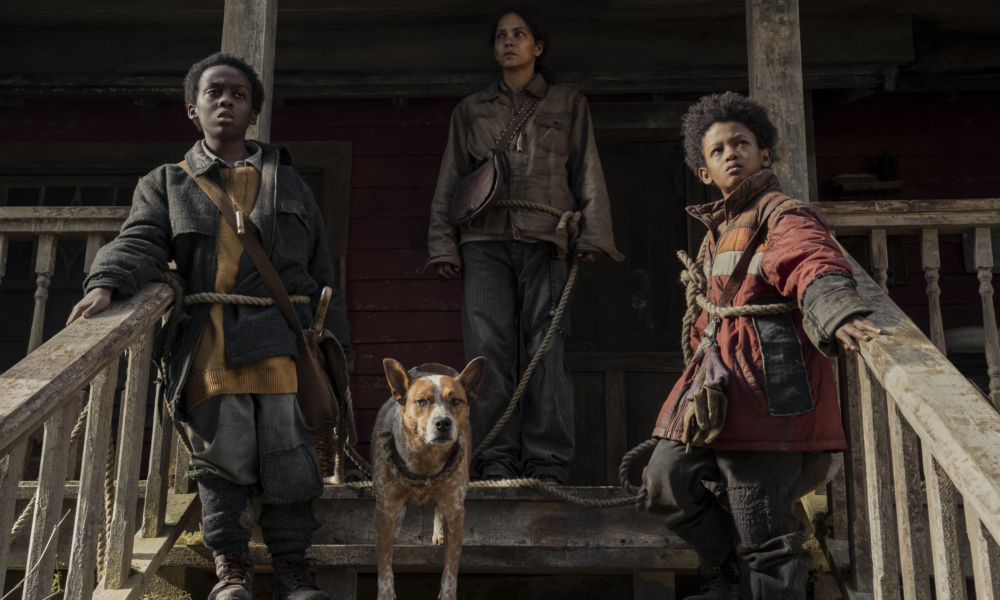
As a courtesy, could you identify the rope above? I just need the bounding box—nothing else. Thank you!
[677,239,796,366]
[10,402,93,540]
[471,200,581,464]
[98,438,116,578]
[182,292,310,307]
[324,200,658,509]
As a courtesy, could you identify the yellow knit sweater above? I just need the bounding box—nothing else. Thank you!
[185,166,297,409]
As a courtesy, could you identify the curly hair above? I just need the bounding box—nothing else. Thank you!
[183,53,265,131]
[681,92,778,173]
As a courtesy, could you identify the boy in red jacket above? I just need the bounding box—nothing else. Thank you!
[642,92,881,600]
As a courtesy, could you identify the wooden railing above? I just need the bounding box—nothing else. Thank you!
[818,198,1000,412]
[0,206,130,355]
[809,199,1000,599]
[0,283,198,600]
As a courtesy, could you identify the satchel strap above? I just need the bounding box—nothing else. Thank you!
[178,160,307,346]
[491,95,542,155]
[714,192,791,309]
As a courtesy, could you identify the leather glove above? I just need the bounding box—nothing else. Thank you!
[680,362,728,453]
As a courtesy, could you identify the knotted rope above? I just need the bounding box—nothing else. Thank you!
[677,237,796,366]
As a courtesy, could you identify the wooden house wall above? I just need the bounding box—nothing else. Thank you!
[1,90,998,461]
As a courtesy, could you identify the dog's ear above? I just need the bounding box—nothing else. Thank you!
[383,358,410,404]
[458,356,486,402]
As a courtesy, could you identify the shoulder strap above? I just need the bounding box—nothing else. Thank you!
[715,192,791,309]
[491,96,541,154]
[178,161,306,343]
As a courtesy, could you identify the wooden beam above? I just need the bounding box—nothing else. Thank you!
[221,0,278,143]
[746,0,810,204]
[0,283,173,452]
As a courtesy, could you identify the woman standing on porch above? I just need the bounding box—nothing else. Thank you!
[424,5,623,485]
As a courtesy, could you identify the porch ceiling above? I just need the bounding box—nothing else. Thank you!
[1,0,997,98]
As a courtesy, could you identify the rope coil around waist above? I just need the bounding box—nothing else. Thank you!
[182,292,311,307]
[677,238,797,366]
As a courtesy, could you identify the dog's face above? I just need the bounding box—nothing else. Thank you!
[383,358,485,446]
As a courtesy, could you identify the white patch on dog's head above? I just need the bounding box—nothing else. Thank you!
[421,376,458,445]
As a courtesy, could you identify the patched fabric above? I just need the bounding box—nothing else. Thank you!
[751,295,815,416]
[729,485,771,552]
[801,272,872,357]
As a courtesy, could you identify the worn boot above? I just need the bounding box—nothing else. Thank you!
[208,551,254,600]
[272,553,330,600]
[685,551,750,600]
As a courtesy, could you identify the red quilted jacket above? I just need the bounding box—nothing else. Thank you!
[654,169,867,452]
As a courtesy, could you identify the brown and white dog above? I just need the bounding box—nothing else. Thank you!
[372,357,485,600]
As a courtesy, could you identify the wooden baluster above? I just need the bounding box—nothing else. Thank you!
[886,398,931,600]
[84,234,105,275]
[924,454,968,600]
[174,432,194,494]
[856,356,900,600]
[0,232,8,290]
[142,373,174,538]
[921,229,946,353]
[65,363,118,600]
[0,439,29,577]
[23,403,76,600]
[870,229,889,294]
[838,352,873,591]
[973,228,1000,410]
[964,503,1000,600]
[105,327,155,588]
[605,370,627,486]
[28,234,57,353]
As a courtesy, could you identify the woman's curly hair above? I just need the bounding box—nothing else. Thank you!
[681,92,779,173]
[183,53,265,131]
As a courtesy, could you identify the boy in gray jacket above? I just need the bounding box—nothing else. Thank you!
[68,53,352,600]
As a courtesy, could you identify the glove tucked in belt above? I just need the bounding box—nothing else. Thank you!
[680,345,730,452]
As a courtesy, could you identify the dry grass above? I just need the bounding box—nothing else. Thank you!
[175,523,203,546]
[141,593,192,600]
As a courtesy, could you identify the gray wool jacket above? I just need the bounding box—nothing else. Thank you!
[85,141,353,423]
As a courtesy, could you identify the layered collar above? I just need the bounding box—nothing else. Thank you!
[686,168,783,231]
[200,139,263,170]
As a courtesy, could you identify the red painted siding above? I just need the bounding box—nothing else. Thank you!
[812,90,999,335]
[3,91,998,458]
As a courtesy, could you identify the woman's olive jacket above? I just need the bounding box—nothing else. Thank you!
[426,75,624,268]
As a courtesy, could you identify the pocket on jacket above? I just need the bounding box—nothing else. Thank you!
[260,443,323,504]
[535,112,571,156]
[275,199,310,264]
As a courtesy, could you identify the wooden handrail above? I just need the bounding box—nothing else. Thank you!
[0,283,172,457]
[816,198,1000,235]
[849,252,1000,543]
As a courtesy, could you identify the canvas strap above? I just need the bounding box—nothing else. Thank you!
[178,160,307,346]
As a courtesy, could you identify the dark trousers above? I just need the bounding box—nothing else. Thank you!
[642,440,811,600]
[461,241,575,482]
[186,394,323,558]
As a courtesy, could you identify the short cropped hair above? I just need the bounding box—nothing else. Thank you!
[183,53,265,131]
[681,92,779,173]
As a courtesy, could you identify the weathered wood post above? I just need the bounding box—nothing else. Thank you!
[221,0,278,142]
[745,0,810,204]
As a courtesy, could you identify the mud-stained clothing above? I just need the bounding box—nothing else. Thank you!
[643,439,810,599]
[188,393,323,558]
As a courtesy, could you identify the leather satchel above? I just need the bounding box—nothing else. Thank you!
[179,161,349,435]
[448,95,541,226]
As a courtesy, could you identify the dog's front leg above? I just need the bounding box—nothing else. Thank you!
[375,499,404,600]
[437,499,466,600]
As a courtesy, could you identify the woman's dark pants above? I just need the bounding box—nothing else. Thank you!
[461,241,575,483]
